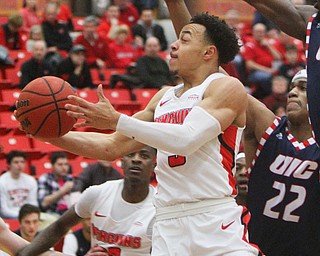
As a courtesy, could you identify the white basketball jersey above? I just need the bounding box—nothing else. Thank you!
[75,180,156,256]
[153,73,244,208]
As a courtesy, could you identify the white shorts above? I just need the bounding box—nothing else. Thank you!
[151,200,262,256]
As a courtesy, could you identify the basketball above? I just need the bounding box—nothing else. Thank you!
[15,76,77,138]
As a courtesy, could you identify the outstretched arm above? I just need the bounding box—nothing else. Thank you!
[17,206,82,256]
[165,0,192,37]
[242,0,316,41]
[0,218,65,256]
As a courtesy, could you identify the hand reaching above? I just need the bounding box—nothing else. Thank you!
[66,85,121,130]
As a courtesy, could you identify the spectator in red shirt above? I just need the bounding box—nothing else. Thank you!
[97,4,132,43]
[241,23,282,98]
[113,0,140,29]
[74,15,110,70]
[43,0,74,31]
[19,0,41,34]
[0,13,26,50]
[108,24,142,69]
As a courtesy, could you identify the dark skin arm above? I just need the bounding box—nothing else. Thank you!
[16,206,82,256]
[242,0,317,41]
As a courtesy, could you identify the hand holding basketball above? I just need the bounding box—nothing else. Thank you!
[15,76,77,138]
[66,85,121,130]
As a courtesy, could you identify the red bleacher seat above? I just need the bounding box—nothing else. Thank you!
[72,17,84,31]
[3,218,20,231]
[69,156,97,177]
[112,158,124,176]
[0,111,24,135]
[0,132,42,160]
[104,88,141,115]
[77,89,98,103]
[31,140,77,159]
[30,156,52,178]
[132,88,158,109]
[0,89,21,110]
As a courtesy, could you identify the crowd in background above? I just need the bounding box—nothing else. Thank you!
[0,0,312,254]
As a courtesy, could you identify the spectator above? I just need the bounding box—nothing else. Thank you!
[62,218,91,256]
[97,4,132,42]
[109,36,173,89]
[74,15,110,71]
[73,160,122,192]
[132,8,168,51]
[19,0,41,33]
[44,0,74,31]
[235,152,248,206]
[108,24,142,69]
[0,13,26,50]
[19,40,55,89]
[0,151,38,219]
[42,3,73,53]
[14,204,40,242]
[112,0,140,28]
[278,43,305,82]
[241,23,282,98]
[26,24,44,52]
[37,152,74,216]
[57,44,95,89]
[262,75,289,110]
[17,147,157,256]
[0,217,64,256]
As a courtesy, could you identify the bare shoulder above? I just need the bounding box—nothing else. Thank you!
[245,95,275,141]
[204,76,247,108]
[297,5,318,23]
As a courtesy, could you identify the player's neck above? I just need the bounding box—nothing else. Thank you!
[288,121,313,142]
[122,182,149,203]
[181,68,219,90]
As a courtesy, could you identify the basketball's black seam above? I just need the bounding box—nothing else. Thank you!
[33,108,67,136]
[16,98,70,119]
[22,85,65,96]
[43,77,64,137]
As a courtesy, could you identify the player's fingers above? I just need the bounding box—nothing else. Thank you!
[73,121,89,128]
[66,110,86,120]
[97,84,107,102]
[68,94,92,107]
[65,103,89,114]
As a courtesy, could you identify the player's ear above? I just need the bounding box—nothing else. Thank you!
[203,45,216,60]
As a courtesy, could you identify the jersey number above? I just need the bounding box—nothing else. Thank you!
[168,155,186,167]
[263,181,306,223]
[107,247,121,256]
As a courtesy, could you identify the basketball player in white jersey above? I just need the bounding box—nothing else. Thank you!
[16,11,262,256]
[17,147,156,256]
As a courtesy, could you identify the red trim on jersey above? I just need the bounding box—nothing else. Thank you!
[219,126,238,195]
[241,207,265,256]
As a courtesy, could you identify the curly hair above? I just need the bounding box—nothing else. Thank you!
[190,13,240,65]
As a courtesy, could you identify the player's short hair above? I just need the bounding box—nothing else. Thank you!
[18,204,40,222]
[6,150,27,165]
[190,13,240,64]
[50,151,68,165]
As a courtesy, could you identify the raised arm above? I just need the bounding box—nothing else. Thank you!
[242,0,316,41]
[243,95,275,167]
[306,23,320,145]
[165,0,192,37]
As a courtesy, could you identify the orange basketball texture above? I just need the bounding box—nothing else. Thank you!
[16,76,77,138]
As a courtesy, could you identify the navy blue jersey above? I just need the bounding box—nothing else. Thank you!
[307,11,320,144]
[247,116,320,256]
